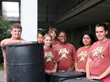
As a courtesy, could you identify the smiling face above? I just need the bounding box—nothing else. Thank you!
[37,33,44,43]
[50,31,56,40]
[58,32,67,44]
[11,28,22,39]
[44,36,52,48]
[82,34,92,46]
[95,26,108,42]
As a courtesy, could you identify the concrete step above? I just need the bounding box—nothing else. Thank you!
[0,71,5,82]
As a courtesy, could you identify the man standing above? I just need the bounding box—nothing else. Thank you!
[0,23,31,82]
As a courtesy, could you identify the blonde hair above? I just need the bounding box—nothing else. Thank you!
[43,34,52,47]
[11,23,22,31]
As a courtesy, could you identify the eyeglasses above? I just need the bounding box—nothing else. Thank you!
[37,37,43,39]
[59,36,66,38]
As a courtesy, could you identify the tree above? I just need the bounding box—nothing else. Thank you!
[0,16,11,64]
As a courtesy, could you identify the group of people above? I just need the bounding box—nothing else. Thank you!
[0,23,110,82]
[37,23,110,82]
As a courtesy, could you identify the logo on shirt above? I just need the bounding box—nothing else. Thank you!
[58,48,69,60]
[78,51,88,63]
[92,46,104,59]
[45,51,55,63]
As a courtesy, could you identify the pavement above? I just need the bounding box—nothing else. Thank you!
[0,71,5,82]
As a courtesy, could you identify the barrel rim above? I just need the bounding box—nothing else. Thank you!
[60,77,104,82]
[50,71,86,78]
[6,42,43,47]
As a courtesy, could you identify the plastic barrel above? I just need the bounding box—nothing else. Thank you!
[50,71,86,82]
[6,43,45,82]
[60,77,104,82]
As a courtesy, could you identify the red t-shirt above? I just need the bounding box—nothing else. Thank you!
[52,40,60,47]
[75,46,91,70]
[54,43,76,71]
[44,47,58,70]
[88,39,110,78]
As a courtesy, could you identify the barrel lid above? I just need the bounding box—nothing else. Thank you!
[61,78,104,82]
[50,71,85,78]
[6,42,43,47]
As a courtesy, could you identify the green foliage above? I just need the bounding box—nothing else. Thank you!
[0,16,11,64]
[0,63,4,70]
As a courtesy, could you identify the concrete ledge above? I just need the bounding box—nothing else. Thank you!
[55,0,103,24]
[0,71,5,82]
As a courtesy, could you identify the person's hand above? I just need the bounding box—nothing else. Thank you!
[58,70,66,72]
[87,75,94,80]
[92,76,100,79]
[79,69,86,72]
[75,69,80,72]
[75,69,86,73]
[58,70,61,72]
[51,69,56,73]
[68,68,73,72]
[45,70,51,75]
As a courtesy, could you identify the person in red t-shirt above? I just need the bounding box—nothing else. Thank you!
[54,30,76,72]
[48,27,60,47]
[86,23,110,82]
[75,31,96,73]
[43,34,58,82]
[0,23,31,82]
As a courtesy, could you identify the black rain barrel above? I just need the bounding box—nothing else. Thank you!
[60,77,104,82]
[6,43,45,82]
[50,71,86,82]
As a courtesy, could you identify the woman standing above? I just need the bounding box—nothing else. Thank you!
[55,31,76,72]
[48,27,60,46]
[43,34,58,82]
[86,23,110,82]
[75,31,95,73]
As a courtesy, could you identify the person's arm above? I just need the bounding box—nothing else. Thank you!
[53,49,58,72]
[1,39,17,48]
[75,50,79,72]
[75,62,78,70]
[68,60,75,72]
[75,62,80,72]
[54,62,57,71]
[51,62,57,73]
[86,58,93,79]
[46,63,58,74]
[72,60,75,70]
[93,66,110,79]
[0,42,1,47]
[0,39,31,48]
[70,45,76,71]
[75,62,86,72]
[45,69,51,75]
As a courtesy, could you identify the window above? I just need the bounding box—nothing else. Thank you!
[2,2,19,21]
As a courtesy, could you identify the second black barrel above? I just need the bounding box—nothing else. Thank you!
[50,71,86,82]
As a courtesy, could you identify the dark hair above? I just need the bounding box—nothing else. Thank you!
[58,30,66,36]
[37,30,45,37]
[79,31,96,46]
[96,23,108,31]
